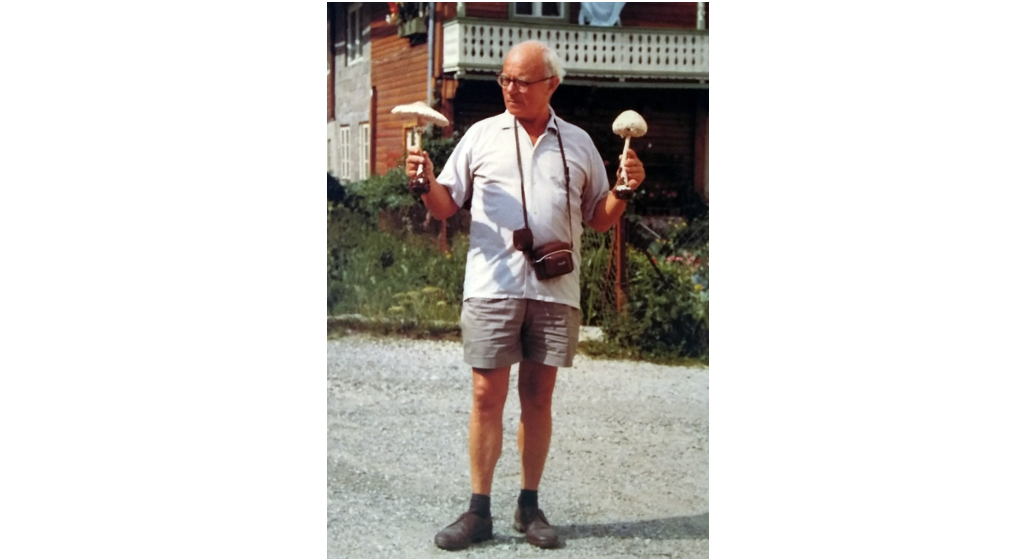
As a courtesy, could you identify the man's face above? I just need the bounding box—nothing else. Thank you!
[500,46,558,122]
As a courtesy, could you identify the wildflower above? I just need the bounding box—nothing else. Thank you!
[694,284,703,291]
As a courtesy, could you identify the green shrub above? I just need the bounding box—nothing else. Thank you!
[327,127,467,328]
[596,249,708,360]
[327,200,467,324]
[343,127,465,217]
[579,222,709,361]
[346,166,412,213]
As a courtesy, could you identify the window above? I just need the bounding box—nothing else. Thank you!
[347,4,363,64]
[358,123,370,180]
[340,125,351,180]
[510,2,567,20]
[403,126,419,153]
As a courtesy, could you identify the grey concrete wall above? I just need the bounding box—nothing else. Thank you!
[331,3,372,182]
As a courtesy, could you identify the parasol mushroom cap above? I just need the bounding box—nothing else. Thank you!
[612,110,648,138]
[391,101,450,127]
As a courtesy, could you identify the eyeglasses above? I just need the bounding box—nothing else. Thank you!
[496,73,554,92]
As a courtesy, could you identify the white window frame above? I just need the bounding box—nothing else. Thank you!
[347,3,363,65]
[509,2,568,21]
[358,123,371,180]
[339,125,351,181]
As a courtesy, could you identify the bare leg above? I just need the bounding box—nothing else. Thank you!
[517,360,558,490]
[469,366,511,495]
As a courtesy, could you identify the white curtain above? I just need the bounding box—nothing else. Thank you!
[578,2,626,26]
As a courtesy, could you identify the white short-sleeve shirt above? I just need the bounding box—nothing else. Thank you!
[435,109,611,309]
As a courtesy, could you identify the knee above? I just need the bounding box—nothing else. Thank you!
[472,377,508,415]
[518,382,554,413]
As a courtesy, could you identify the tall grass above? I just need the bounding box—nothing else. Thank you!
[327,200,467,325]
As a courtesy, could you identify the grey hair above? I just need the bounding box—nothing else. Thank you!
[513,40,566,83]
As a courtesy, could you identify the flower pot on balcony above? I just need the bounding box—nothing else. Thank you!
[397,18,427,38]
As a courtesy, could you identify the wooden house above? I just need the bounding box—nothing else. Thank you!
[328,2,709,211]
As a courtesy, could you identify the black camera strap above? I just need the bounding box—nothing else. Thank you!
[513,116,572,244]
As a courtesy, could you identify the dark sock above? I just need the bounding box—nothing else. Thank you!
[469,493,491,519]
[518,489,538,510]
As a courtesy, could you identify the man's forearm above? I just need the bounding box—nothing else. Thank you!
[587,191,628,232]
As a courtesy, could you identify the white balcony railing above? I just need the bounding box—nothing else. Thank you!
[442,19,708,84]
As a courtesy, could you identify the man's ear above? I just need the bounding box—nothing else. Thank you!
[547,76,560,95]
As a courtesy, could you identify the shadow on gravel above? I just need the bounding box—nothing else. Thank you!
[555,513,709,541]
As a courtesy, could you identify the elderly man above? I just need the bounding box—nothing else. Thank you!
[406,40,645,551]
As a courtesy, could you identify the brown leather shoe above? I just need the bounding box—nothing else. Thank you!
[434,512,493,551]
[513,506,559,548]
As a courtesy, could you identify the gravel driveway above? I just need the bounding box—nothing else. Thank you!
[328,334,708,558]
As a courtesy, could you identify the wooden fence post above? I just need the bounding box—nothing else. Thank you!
[615,215,627,312]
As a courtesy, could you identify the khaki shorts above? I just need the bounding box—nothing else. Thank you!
[461,298,581,369]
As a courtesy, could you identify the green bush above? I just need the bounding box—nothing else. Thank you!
[579,223,709,362]
[327,126,467,327]
[344,127,465,217]
[346,167,411,213]
[327,200,467,324]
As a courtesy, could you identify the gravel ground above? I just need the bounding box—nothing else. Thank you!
[328,334,708,558]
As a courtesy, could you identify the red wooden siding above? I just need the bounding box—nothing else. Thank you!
[618,3,698,29]
[369,3,430,174]
[464,2,508,19]
[438,2,458,20]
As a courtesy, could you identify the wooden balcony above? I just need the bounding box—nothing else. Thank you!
[441,19,708,88]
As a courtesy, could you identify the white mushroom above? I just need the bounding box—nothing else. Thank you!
[611,110,648,198]
[392,102,450,194]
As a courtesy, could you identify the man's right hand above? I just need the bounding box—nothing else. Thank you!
[406,147,435,180]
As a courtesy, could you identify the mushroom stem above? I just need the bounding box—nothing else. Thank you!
[409,125,430,195]
[618,136,631,186]
[415,128,425,177]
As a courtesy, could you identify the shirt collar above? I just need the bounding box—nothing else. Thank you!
[502,107,559,132]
